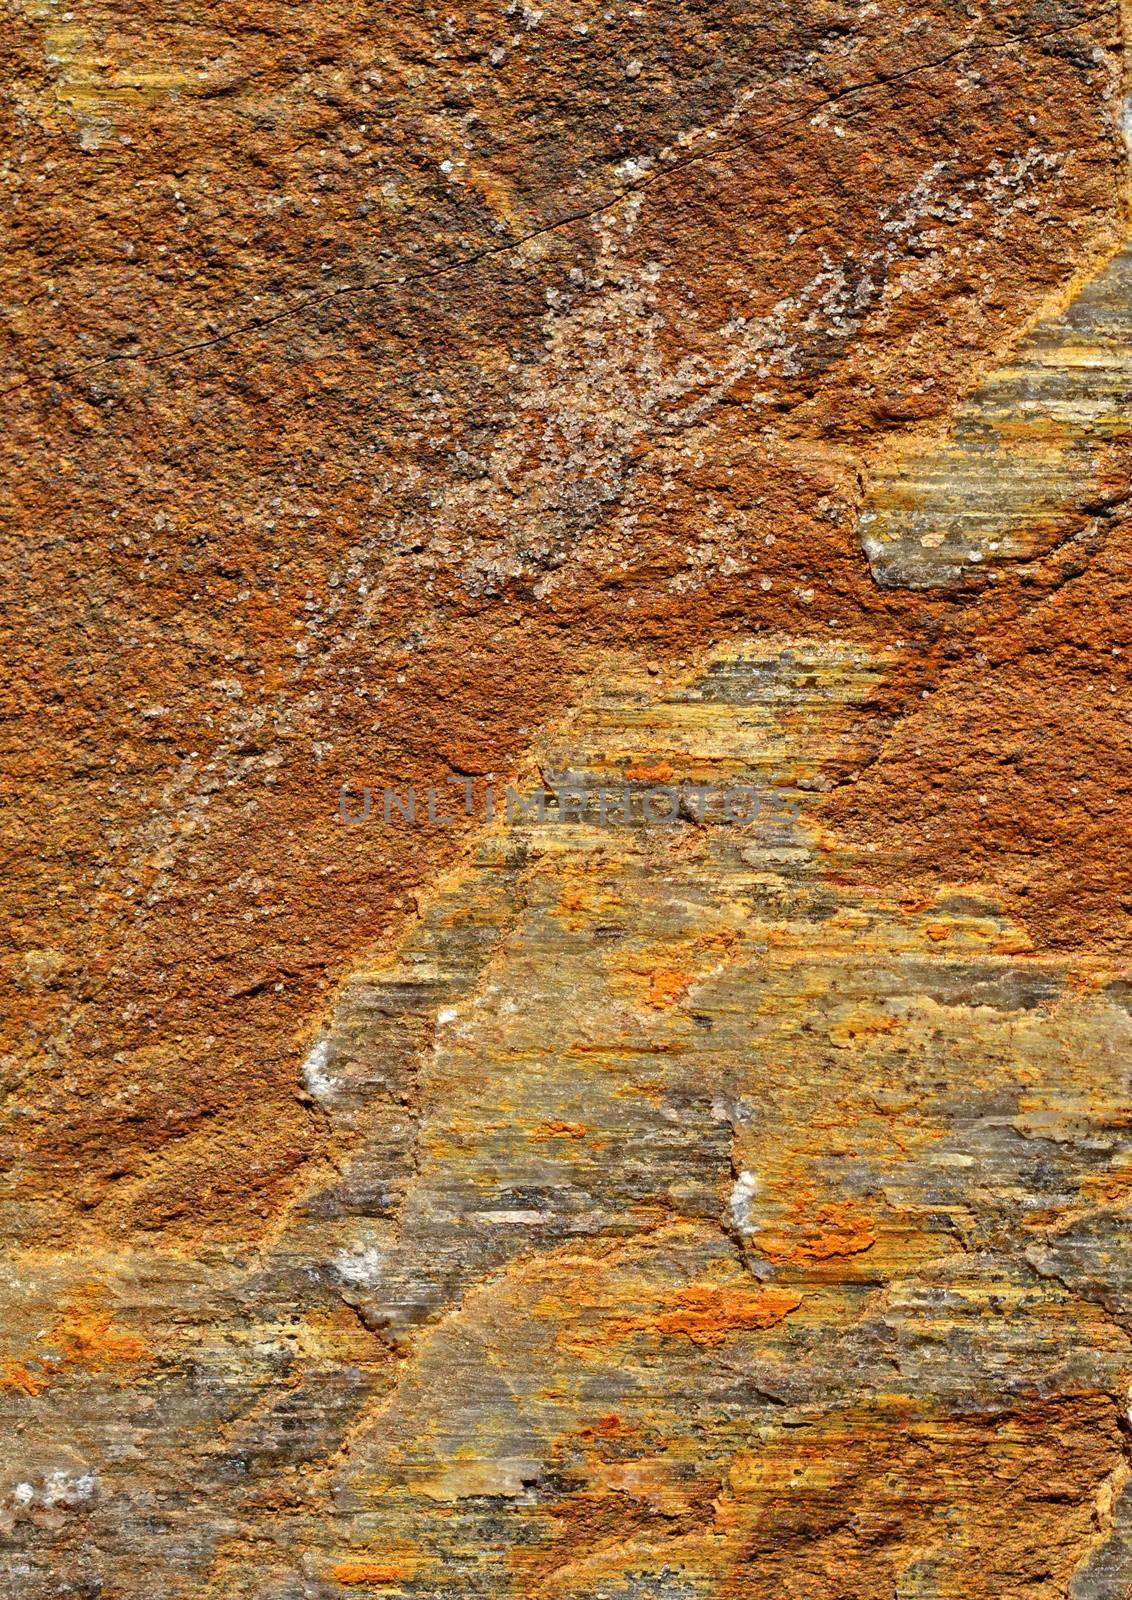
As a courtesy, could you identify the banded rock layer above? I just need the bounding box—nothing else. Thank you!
[862,241,1132,586]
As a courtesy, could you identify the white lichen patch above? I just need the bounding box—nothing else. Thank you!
[729,1169,760,1235]
[301,1038,339,1102]
[331,1246,386,1288]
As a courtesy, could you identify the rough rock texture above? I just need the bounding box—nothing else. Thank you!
[2,0,1132,1595]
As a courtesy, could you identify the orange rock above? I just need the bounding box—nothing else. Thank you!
[759,1202,877,1264]
[647,968,693,1008]
[530,1121,588,1142]
[624,761,675,781]
[610,1284,802,1347]
[0,1360,49,1396]
[329,1563,415,1587]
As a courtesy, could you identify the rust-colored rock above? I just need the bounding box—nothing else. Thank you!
[2,0,1131,1594]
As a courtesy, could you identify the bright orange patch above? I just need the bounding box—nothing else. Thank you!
[647,968,692,1008]
[758,1201,877,1264]
[0,1291,150,1398]
[610,1284,802,1347]
[54,1309,148,1371]
[0,1360,49,1395]
[531,1120,588,1141]
[330,1563,414,1587]
[625,761,675,781]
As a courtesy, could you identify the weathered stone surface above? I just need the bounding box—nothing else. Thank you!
[2,0,1132,1595]
[862,241,1132,586]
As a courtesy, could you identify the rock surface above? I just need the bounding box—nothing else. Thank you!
[2,0,1131,1595]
